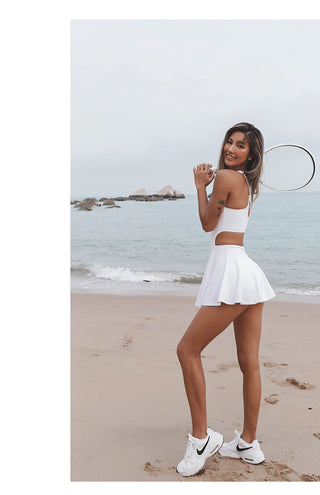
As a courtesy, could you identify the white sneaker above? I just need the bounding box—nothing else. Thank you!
[218,430,265,464]
[176,427,224,476]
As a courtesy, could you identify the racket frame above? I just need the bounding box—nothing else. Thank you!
[260,143,316,192]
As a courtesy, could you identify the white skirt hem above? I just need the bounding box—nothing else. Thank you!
[195,245,275,308]
[195,296,275,308]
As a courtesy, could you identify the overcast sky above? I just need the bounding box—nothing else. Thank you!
[71,20,320,197]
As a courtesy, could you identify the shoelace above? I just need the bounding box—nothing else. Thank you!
[229,429,241,447]
[185,434,196,459]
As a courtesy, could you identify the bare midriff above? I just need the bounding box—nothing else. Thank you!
[215,231,244,246]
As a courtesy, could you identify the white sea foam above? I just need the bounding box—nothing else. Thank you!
[89,265,202,284]
[71,264,320,295]
[275,286,320,296]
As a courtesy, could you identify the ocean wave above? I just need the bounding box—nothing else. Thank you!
[71,264,320,295]
[71,264,202,284]
[71,264,91,275]
[275,286,320,296]
[93,266,202,284]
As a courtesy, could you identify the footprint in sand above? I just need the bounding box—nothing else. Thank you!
[264,394,279,405]
[263,362,288,368]
[121,335,133,348]
[200,457,301,481]
[144,461,161,476]
[272,377,315,389]
[122,319,151,348]
[264,461,301,481]
[284,377,315,390]
[209,363,238,374]
[301,474,320,481]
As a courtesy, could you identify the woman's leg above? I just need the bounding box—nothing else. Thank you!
[233,302,264,443]
[177,303,248,439]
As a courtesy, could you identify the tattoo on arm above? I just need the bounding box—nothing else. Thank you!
[217,200,225,217]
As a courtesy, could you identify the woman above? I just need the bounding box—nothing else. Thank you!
[176,122,275,477]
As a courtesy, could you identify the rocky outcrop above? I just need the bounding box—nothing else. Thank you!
[174,189,185,198]
[156,185,185,199]
[128,194,163,201]
[72,185,185,210]
[110,196,129,201]
[73,197,97,211]
[75,203,93,211]
[132,188,148,196]
[157,185,175,197]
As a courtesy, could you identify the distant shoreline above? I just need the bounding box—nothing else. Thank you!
[70,190,320,201]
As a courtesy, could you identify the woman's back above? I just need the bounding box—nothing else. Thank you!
[212,170,251,247]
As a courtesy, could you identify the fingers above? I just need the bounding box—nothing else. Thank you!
[194,163,214,174]
[196,163,213,171]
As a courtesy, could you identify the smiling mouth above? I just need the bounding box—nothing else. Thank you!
[225,154,235,159]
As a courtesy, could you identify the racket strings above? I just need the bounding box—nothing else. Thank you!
[261,145,315,191]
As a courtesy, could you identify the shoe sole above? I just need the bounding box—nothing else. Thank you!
[240,456,265,465]
[209,436,224,457]
[219,451,265,465]
[176,436,224,477]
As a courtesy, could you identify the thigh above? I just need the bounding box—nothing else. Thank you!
[233,303,264,369]
[179,303,248,356]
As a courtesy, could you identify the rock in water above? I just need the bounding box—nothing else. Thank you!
[157,185,175,197]
[74,197,97,210]
[132,188,148,196]
[77,203,93,211]
[110,196,129,201]
[174,189,185,198]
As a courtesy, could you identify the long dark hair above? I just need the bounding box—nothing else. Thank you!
[218,122,264,203]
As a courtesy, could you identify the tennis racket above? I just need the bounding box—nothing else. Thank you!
[260,144,316,192]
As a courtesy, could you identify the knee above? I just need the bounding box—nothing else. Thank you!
[238,354,260,375]
[177,340,197,364]
[176,340,187,363]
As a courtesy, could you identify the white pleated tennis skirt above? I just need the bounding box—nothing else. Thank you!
[195,245,275,307]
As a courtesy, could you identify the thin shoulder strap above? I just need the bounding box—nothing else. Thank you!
[238,170,251,205]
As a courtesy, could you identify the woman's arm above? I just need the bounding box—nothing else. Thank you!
[194,166,232,232]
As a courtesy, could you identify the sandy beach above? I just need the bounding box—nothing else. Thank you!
[71,293,320,482]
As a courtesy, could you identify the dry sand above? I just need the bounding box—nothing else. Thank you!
[71,293,320,482]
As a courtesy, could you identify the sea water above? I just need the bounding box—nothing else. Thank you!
[71,192,320,302]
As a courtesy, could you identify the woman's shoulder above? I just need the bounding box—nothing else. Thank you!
[216,168,241,177]
[215,169,242,184]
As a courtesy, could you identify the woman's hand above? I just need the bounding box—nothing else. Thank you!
[193,163,216,189]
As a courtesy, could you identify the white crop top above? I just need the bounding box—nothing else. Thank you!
[210,170,252,247]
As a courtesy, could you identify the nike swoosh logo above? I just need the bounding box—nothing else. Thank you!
[236,444,253,452]
[197,436,210,455]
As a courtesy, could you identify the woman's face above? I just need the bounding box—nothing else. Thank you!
[224,131,251,169]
